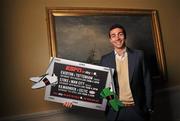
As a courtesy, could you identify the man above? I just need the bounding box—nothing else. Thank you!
[100,24,153,121]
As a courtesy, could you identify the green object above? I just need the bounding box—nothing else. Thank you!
[100,87,123,111]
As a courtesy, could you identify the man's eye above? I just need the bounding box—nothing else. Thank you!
[111,35,115,38]
[119,33,124,36]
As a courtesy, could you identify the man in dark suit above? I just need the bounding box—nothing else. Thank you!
[100,24,153,121]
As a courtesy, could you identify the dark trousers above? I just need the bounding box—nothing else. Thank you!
[107,106,147,121]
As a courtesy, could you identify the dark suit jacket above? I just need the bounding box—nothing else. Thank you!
[100,47,153,119]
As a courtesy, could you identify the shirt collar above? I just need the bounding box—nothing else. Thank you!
[114,47,127,56]
[114,47,127,61]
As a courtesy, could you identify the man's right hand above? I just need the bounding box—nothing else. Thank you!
[63,102,73,108]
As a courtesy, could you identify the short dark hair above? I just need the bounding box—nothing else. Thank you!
[109,24,126,39]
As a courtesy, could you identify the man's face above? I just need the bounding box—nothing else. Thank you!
[109,28,125,50]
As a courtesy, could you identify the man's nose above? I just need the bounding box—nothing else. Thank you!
[115,35,121,40]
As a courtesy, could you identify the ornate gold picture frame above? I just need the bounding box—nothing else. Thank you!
[46,7,167,82]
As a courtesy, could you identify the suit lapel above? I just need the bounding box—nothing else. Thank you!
[127,48,136,83]
[109,51,120,93]
[109,51,116,69]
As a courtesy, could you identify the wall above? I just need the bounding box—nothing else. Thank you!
[0,0,180,118]
[152,86,180,120]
